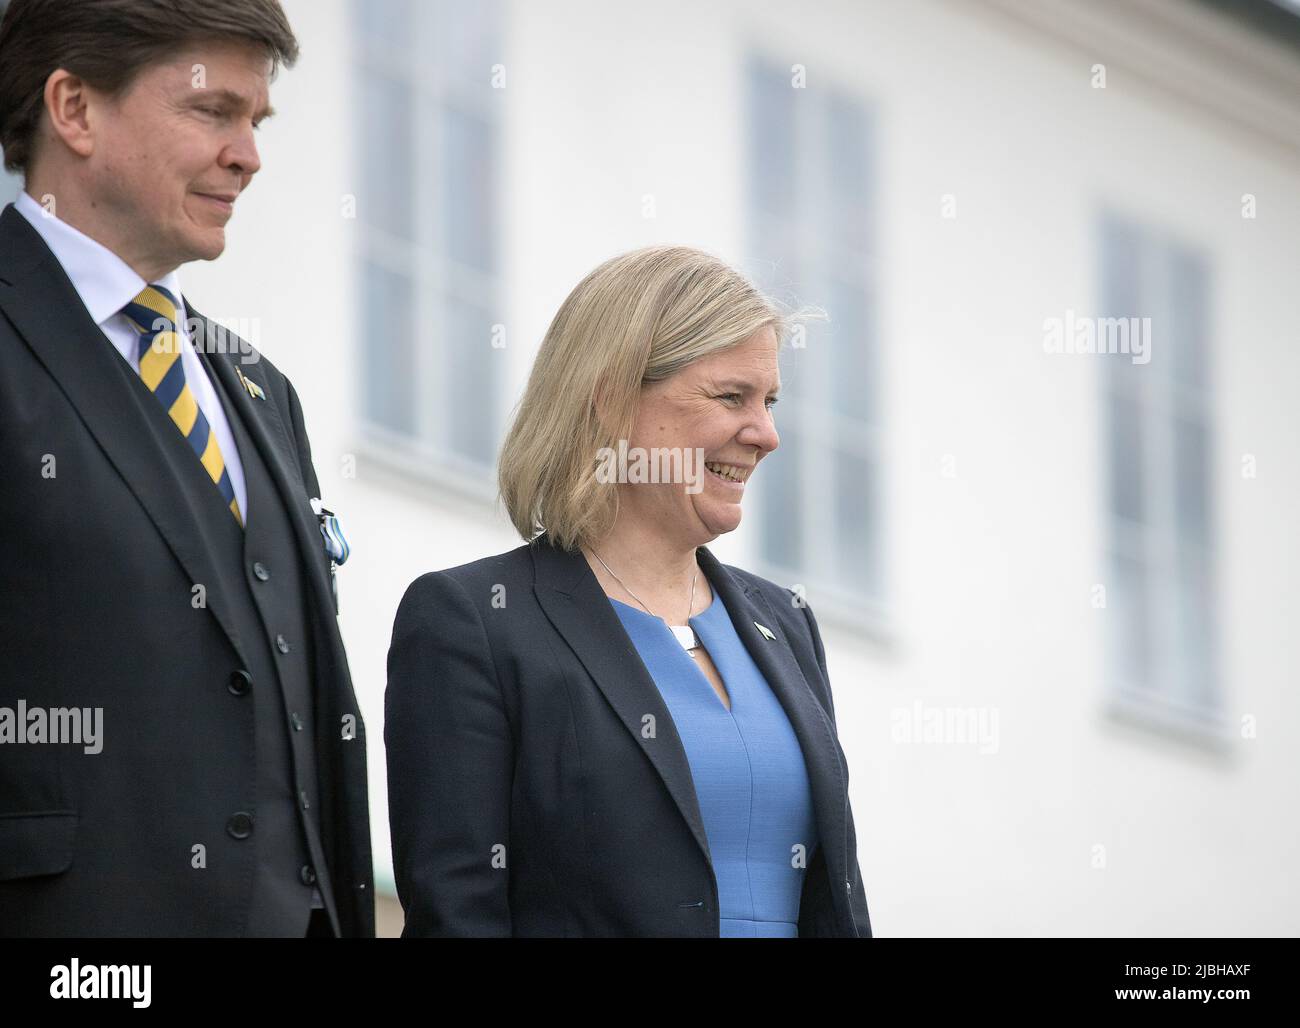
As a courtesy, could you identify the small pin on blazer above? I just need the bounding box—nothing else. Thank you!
[235,366,266,400]
[754,622,776,641]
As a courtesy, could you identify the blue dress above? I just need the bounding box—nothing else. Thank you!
[610,589,819,937]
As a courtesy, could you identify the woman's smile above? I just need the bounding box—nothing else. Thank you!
[704,460,754,489]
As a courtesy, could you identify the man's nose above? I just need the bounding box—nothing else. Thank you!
[222,124,262,177]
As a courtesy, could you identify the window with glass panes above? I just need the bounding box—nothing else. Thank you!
[352,0,503,478]
[746,55,884,612]
[1098,210,1219,730]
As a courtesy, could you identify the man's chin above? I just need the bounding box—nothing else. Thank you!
[185,230,227,263]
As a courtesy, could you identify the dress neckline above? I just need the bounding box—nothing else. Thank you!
[608,589,719,625]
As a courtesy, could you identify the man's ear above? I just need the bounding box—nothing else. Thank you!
[42,69,97,160]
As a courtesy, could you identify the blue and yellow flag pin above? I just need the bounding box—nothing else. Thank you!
[235,365,266,401]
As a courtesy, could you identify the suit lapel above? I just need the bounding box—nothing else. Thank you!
[0,206,251,668]
[187,310,335,621]
[530,536,850,899]
[195,313,365,934]
[531,538,714,867]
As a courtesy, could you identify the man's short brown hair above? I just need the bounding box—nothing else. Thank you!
[0,0,299,174]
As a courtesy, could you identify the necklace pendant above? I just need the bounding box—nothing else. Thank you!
[671,625,698,651]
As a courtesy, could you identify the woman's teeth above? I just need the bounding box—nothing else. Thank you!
[705,461,748,483]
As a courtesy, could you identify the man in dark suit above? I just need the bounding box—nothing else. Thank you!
[0,0,373,937]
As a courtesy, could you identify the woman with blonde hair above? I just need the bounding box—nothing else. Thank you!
[385,245,871,937]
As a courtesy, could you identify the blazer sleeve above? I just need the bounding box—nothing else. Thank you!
[799,596,838,726]
[800,597,874,938]
[282,376,322,501]
[385,571,514,937]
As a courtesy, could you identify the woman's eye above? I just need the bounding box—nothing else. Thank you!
[717,393,777,410]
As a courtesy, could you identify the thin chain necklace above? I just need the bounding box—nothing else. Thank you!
[591,549,699,652]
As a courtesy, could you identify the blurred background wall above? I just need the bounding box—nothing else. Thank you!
[7,0,1298,936]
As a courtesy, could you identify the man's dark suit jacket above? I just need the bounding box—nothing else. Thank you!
[386,534,872,937]
[0,204,374,937]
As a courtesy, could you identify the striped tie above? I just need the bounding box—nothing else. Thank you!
[122,285,243,526]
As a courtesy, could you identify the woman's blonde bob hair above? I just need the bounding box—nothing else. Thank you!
[498,244,795,552]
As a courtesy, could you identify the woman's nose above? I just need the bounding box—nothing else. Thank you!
[738,406,779,453]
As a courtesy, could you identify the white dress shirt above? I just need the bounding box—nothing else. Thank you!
[15,190,248,520]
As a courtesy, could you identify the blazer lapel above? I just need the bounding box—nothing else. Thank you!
[529,534,852,911]
[530,537,714,868]
[194,311,370,930]
[694,546,851,908]
[187,310,337,623]
[0,206,250,668]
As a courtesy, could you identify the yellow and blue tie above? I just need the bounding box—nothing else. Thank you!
[122,284,243,526]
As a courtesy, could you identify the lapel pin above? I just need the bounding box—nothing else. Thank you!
[235,366,266,401]
[754,622,776,641]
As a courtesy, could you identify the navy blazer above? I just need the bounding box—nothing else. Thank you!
[386,534,871,938]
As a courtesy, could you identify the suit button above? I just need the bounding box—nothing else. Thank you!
[300,864,317,886]
[291,712,304,731]
[276,634,290,654]
[299,789,310,811]
[228,670,252,696]
[252,561,270,581]
[226,812,254,839]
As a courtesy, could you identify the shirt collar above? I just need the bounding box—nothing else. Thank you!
[15,189,187,330]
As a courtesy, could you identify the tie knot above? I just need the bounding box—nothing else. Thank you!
[123,284,180,336]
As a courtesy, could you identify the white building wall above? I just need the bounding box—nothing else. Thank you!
[171,0,1299,934]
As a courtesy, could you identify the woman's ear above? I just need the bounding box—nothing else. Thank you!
[592,371,645,438]
[592,381,613,434]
